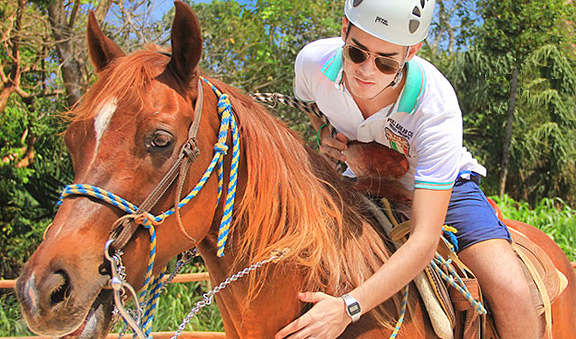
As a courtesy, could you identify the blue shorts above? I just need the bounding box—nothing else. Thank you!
[444,174,512,252]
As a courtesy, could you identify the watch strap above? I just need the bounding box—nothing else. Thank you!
[341,293,362,323]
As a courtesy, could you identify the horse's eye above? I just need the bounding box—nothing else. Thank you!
[150,131,174,149]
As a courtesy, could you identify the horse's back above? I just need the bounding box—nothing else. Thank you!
[504,219,576,337]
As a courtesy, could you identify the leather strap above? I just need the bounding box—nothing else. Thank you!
[109,78,205,252]
[512,241,553,338]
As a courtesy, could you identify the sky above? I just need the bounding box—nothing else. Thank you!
[151,0,253,20]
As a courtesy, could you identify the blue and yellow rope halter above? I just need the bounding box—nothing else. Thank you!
[57,78,240,338]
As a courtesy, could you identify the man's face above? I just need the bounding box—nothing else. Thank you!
[341,24,407,101]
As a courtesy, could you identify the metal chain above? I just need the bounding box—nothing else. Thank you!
[170,248,289,339]
[105,245,288,339]
[112,248,198,339]
[162,249,199,288]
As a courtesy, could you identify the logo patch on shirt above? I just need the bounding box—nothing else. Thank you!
[385,118,413,156]
[385,128,410,156]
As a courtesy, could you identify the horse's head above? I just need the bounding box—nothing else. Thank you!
[15,2,223,337]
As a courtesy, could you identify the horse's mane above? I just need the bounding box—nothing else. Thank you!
[69,45,169,121]
[209,79,405,328]
[71,47,404,328]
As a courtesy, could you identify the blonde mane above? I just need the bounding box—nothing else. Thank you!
[210,80,404,328]
[70,46,169,121]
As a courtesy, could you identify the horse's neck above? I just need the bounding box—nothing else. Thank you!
[198,240,305,337]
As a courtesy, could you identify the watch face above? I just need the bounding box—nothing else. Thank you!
[348,302,361,315]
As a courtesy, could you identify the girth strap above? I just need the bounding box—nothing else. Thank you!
[109,78,204,252]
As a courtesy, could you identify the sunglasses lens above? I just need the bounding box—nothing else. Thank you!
[375,58,400,75]
[343,45,401,75]
[344,45,368,64]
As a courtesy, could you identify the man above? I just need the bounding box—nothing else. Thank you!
[275,0,539,338]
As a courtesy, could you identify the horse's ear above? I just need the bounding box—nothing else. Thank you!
[87,11,125,72]
[168,1,203,86]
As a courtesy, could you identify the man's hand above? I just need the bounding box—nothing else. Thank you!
[275,292,351,339]
[319,131,348,164]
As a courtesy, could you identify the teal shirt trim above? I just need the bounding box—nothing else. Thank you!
[321,48,343,82]
[397,59,427,115]
[414,180,455,190]
[320,49,427,115]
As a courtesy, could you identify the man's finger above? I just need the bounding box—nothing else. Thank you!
[320,145,346,162]
[275,311,312,339]
[324,136,347,151]
[335,132,349,145]
[298,291,327,303]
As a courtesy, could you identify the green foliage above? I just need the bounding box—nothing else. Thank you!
[0,294,31,336]
[439,1,576,204]
[0,95,71,280]
[182,0,341,140]
[475,0,569,57]
[491,195,576,261]
[150,263,224,333]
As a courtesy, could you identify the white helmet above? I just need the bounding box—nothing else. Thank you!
[344,0,435,46]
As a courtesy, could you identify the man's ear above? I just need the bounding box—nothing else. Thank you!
[406,43,422,62]
[341,17,350,41]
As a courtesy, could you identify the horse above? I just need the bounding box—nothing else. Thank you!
[15,2,576,338]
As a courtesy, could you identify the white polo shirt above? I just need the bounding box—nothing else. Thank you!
[294,37,486,191]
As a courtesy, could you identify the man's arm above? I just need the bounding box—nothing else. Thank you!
[349,188,451,312]
[275,188,451,338]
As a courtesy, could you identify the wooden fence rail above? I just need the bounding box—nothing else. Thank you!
[2,264,576,338]
[0,273,226,339]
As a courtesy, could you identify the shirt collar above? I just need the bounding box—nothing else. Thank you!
[321,48,427,115]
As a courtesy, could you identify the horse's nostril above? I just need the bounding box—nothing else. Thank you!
[48,270,71,306]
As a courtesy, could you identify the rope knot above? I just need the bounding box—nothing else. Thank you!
[134,213,163,227]
[270,248,290,263]
[214,142,229,155]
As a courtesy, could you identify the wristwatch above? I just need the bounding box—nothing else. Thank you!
[341,293,362,323]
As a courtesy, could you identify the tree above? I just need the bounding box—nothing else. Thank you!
[444,0,576,204]
[475,0,576,197]
[182,0,341,138]
[0,0,174,281]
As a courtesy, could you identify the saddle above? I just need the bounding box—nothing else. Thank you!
[364,195,568,339]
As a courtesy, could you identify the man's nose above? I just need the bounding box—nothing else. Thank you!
[358,56,378,75]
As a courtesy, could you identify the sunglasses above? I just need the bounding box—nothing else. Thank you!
[342,44,402,75]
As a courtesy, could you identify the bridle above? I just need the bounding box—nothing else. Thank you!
[57,76,242,338]
[107,77,204,253]
[58,77,241,255]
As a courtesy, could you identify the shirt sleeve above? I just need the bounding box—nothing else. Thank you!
[293,45,315,102]
[412,107,462,190]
